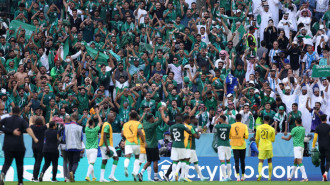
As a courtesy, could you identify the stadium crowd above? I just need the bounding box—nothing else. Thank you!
[0,0,329,136]
[0,0,330,183]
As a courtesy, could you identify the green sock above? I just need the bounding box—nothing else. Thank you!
[113,160,118,165]
[101,163,106,169]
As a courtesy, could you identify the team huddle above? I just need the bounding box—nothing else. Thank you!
[84,105,330,182]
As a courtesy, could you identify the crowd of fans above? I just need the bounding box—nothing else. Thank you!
[0,0,329,146]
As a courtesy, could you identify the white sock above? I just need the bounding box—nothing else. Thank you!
[171,163,177,178]
[91,167,95,178]
[100,169,105,180]
[289,166,297,179]
[221,164,227,179]
[124,158,130,168]
[147,166,152,179]
[181,163,186,179]
[133,159,140,175]
[110,164,117,178]
[86,164,92,177]
[300,165,307,179]
[154,172,159,180]
[227,163,231,178]
[185,163,189,178]
[194,164,203,179]
[141,168,145,174]
[176,162,181,173]
[325,171,328,176]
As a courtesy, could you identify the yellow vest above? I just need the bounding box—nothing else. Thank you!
[140,129,146,154]
[123,120,141,145]
[230,122,248,148]
[247,33,257,52]
[99,122,113,147]
[184,123,192,148]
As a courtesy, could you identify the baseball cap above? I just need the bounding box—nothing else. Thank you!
[249,80,255,84]
[254,89,260,94]
[184,77,190,83]
[285,86,291,90]
[292,41,298,45]
[227,93,233,98]
[279,106,285,111]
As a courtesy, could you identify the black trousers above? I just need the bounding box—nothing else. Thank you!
[233,149,246,175]
[41,152,59,180]
[67,151,81,174]
[33,149,43,180]
[319,147,330,175]
[1,150,25,183]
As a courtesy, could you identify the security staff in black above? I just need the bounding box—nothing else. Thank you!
[0,107,39,185]
[312,114,330,181]
[38,121,60,182]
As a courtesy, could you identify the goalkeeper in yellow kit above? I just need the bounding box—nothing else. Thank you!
[255,115,275,181]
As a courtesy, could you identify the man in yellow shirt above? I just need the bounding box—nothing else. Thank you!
[256,115,275,181]
[122,111,145,181]
[229,114,249,181]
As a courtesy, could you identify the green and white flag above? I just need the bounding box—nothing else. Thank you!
[9,20,36,39]
[312,65,330,77]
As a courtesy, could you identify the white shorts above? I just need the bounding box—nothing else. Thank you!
[189,150,198,163]
[86,149,98,164]
[125,145,140,155]
[293,146,304,159]
[218,146,231,161]
[171,148,189,161]
[100,146,117,160]
[139,153,147,163]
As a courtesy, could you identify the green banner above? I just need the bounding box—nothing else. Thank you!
[9,20,36,39]
[312,65,330,77]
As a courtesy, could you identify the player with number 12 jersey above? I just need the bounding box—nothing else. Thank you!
[169,119,195,182]
[214,115,232,181]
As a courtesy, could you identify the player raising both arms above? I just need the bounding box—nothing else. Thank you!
[84,108,103,182]
[99,112,119,182]
[214,115,232,181]
[138,107,167,182]
[122,111,145,181]
[282,117,308,182]
[256,115,275,181]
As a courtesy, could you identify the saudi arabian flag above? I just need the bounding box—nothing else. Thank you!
[312,65,330,77]
[9,20,36,39]
[85,45,109,65]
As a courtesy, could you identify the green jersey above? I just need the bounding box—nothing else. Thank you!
[291,126,305,147]
[85,126,100,149]
[170,123,192,148]
[143,120,162,148]
[288,111,302,131]
[214,124,231,147]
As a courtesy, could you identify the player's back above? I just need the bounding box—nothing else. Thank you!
[215,124,231,147]
[291,126,305,147]
[256,124,275,150]
[170,123,186,148]
[123,120,141,145]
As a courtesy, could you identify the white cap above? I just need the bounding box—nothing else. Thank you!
[254,89,260,94]
[285,86,291,90]
[249,80,255,84]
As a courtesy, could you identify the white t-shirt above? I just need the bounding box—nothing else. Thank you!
[168,64,183,84]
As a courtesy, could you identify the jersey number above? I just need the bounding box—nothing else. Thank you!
[173,131,181,142]
[220,132,226,140]
[261,130,268,139]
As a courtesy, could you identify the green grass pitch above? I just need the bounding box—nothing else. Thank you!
[2,181,327,185]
